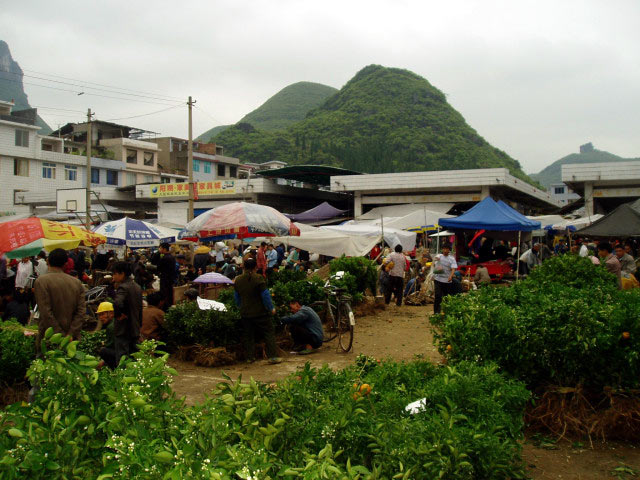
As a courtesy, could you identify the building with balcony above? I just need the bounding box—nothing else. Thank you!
[149,137,241,182]
[0,101,142,219]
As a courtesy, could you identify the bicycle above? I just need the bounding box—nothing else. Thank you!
[312,272,355,352]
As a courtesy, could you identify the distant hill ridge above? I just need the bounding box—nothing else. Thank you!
[196,81,337,142]
[0,40,52,134]
[212,64,536,184]
[531,146,640,187]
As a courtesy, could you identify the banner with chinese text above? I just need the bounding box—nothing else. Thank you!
[149,180,236,198]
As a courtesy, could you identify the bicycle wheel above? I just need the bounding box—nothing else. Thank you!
[320,300,338,343]
[337,302,354,352]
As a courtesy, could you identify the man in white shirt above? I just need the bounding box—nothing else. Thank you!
[433,244,457,314]
[35,251,48,277]
[15,257,34,290]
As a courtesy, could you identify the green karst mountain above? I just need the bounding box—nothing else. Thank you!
[0,40,52,134]
[213,65,535,183]
[531,147,640,188]
[196,81,338,141]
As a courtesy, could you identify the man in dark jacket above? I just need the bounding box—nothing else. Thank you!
[152,243,176,311]
[280,300,323,353]
[111,261,142,366]
[234,257,281,364]
[33,248,86,348]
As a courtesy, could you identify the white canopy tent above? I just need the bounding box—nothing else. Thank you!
[358,208,452,231]
[321,224,416,252]
[548,214,603,231]
[252,222,380,258]
[358,203,453,220]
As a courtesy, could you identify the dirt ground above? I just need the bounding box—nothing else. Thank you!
[169,304,640,479]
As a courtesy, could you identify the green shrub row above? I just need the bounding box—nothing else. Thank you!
[431,255,640,389]
[0,331,530,479]
[0,321,35,385]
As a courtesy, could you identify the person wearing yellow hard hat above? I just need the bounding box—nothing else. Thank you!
[95,301,116,368]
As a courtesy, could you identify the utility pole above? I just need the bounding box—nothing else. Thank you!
[85,108,93,229]
[187,96,196,221]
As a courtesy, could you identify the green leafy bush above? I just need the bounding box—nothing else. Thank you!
[330,255,378,296]
[78,329,109,356]
[267,268,307,287]
[270,277,325,315]
[431,255,640,389]
[0,321,35,384]
[164,301,241,349]
[0,331,530,479]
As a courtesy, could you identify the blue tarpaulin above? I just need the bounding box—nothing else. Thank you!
[438,197,541,232]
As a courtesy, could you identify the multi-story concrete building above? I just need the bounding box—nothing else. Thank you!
[0,101,130,218]
[149,137,241,182]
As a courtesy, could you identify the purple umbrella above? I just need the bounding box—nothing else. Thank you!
[193,272,234,285]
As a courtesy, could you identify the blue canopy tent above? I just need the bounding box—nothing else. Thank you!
[439,198,540,232]
[438,197,541,279]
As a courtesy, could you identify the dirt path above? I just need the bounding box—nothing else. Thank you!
[169,303,439,404]
[169,303,640,479]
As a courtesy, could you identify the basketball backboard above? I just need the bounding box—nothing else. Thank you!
[56,188,87,214]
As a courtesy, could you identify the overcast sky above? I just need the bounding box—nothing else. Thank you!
[2,0,639,173]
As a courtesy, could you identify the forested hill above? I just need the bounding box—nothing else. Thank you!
[531,149,640,188]
[196,82,337,141]
[213,65,535,183]
[0,40,51,134]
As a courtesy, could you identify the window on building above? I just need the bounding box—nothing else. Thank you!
[554,186,565,194]
[42,162,56,179]
[13,158,29,177]
[193,159,200,172]
[106,170,118,186]
[15,129,29,147]
[203,161,211,174]
[161,176,170,184]
[229,166,237,177]
[91,167,100,184]
[41,143,53,152]
[143,152,154,166]
[126,172,136,186]
[126,149,137,164]
[144,175,154,183]
[64,165,77,181]
[217,164,225,177]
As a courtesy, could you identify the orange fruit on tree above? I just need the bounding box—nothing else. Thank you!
[446,345,453,353]
[353,392,361,401]
[622,331,631,340]
[359,384,372,396]
[353,382,359,390]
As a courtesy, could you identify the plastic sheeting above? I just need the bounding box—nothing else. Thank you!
[253,223,380,258]
[358,203,453,220]
[321,224,416,252]
[285,202,347,223]
[356,209,452,232]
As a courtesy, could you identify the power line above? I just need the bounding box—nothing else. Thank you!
[1,76,183,106]
[33,106,86,113]
[193,104,225,126]
[101,104,184,121]
[22,67,184,102]
[0,68,182,103]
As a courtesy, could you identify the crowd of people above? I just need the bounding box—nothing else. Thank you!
[0,239,327,368]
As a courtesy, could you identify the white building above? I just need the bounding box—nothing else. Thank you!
[562,162,640,215]
[549,182,580,206]
[330,168,560,215]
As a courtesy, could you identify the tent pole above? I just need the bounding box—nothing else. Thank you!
[380,215,384,250]
[516,231,521,281]
[423,207,428,249]
[436,226,440,254]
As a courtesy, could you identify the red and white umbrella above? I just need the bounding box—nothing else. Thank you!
[184,202,300,239]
